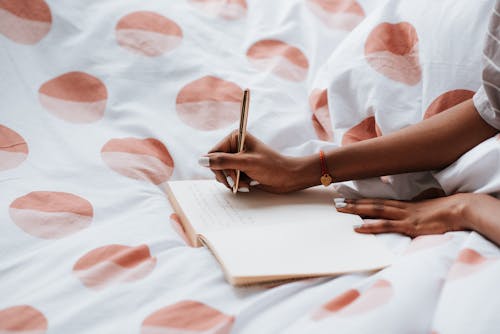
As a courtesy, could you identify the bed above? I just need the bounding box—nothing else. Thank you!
[1,0,500,333]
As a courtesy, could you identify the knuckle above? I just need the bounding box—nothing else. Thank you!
[216,155,226,165]
[210,156,221,166]
[404,220,418,235]
[373,202,385,213]
[212,155,229,168]
[381,220,393,229]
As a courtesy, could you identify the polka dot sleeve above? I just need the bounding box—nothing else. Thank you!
[473,1,500,130]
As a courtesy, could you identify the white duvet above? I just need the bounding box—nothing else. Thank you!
[1,0,500,333]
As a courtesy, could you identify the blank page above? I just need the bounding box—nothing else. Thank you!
[201,216,394,285]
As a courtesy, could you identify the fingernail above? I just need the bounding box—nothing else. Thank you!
[335,202,347,208]
[333,198,345,204]
[198,156,210,167]
[353,224,363,229]
[238,187,250,193]
[226,176,234,187]
[250,180,260,186]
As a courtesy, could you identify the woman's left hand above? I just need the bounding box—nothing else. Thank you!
[336,193,473,237]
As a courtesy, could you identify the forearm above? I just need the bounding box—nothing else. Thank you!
[295,99,497,188]
[464,194,500,246]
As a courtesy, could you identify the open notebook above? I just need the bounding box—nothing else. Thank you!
[166,180,394,286]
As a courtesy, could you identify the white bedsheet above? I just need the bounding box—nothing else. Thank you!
[1,0,500,333]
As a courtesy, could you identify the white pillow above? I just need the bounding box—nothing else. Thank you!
[434,136,500,197]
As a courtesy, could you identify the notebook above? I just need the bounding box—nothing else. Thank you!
[166,180,394,286]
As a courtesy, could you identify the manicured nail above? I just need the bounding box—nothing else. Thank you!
[226,176,234,187]
[353,224,363,229]
[198,156,210,167]
[333,198,345,204]
[238,187,250,193]
[335,202,347,208]
[250,180,260,186]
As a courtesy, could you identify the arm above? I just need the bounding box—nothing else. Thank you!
[203,99,497,193]
[464,194,500,246]
[335,193,500,247]
[294,99,498,189]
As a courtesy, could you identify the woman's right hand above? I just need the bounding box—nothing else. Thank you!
[199,131,318,193]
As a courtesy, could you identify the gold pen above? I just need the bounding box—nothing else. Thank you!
[233,89,250,193]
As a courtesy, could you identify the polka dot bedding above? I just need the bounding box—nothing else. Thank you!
[1,0,499,333]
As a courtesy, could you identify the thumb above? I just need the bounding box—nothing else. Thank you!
[205,152,247,171]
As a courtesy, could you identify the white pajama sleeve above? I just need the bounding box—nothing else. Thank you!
[473,0,500,130]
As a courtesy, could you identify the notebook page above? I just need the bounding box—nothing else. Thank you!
[166,180,336,234]
[201,217,394,284]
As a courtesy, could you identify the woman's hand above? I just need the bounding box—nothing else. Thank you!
[335,193,474,237]
[199,131,318,193]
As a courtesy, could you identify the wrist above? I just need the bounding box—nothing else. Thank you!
[450,193,476,230]
[288,155,321,190]
[459,193,490,231]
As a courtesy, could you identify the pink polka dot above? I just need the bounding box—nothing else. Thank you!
[312,279,394,319]
[0,0,52,44]
[189,0,247,20]
[141,300,234,334]
[38,72,108,123]
[73,244,157,289]
[247,39,309,82]
[447,248,498,281]
[365,22,421,85]
[424,90,475,119]
[404,234,452,254]
[176,76,243,130]
[306,0,365,31]
[0,305,48,333]
[116,11,182,57]
[101,138,174,185]
[170,213,194,247]
[0,125,28,171]
[342,116,381,145]
[309,89,333,141]
[9,191,93,239]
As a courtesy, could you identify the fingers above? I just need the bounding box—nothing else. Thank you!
[354,219,409,235]
[208,130,239,155]
[204,155,258,192]
[228,171,250,192]
[213,170,230,189]
[336,199,407,220]
[213,168,256,192]
[235,173,252,192]
[205,152,248,171]
[237,180,250,192]
[224,169,237,189]
[345,198,407,209]
[208,130,260,155]
[354,219,451,237]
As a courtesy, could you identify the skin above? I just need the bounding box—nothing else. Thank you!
[203,99,500,244]
[336,193,500,246]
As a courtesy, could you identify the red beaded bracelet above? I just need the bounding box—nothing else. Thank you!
[319,150,332,187]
